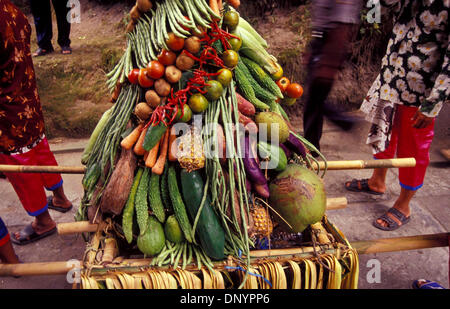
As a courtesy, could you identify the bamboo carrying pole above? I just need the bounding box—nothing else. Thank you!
[0,158,416,175]
[326,197,347,210]
[311,158,416,170]
[57,221,99,235]
[0,232,448,277]
[0,164,86,174]
[352,232,450,255]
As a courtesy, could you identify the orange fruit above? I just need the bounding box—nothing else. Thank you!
[205,80,224,101]
[188,93,209,113]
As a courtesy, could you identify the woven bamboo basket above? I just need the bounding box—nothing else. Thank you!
[77,215,358,289]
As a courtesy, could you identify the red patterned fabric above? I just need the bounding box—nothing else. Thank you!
[0,0,45,154]
[0,138,62,216]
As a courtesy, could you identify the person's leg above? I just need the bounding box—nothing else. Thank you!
[0,217,19,264]
[33,138,72,209]
[29,0,54,54]
[375,106,435,229]
[0,148,57,241]
[303,23,355,153]
[51,0,71,51]
[345,108,399,194]
[303,76,329,152]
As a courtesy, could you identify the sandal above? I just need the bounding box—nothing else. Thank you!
[373,207,410,231]
[47,196,73,213]
[345,178,384,195]
[61,46,72,55]
[10,223,57,246]
[412,279,445,289]
[32,47,54,57]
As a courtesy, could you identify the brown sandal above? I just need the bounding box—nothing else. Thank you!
[345,178,384,195]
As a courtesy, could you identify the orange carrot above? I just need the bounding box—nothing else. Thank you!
[134,125,149,156]
[121,124,143,150]
[168,128,178,162]
[226,0,240,8]
[218,0,223,11]
[152,130,169,175]
[145,138,160,168]
[209,0,220,17]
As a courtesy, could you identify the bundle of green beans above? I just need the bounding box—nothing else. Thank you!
[203,81,253,288]
[150,240,215,271]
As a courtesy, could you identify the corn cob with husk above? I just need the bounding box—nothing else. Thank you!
[176,126,205,172]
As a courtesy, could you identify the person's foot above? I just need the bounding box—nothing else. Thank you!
[11,220,57,245]
[32,47,54,57]
[31,217,56,235]
[61,46,72,55]
[374,206,410,230]
[345,178,385,195]
[47,195,73,213]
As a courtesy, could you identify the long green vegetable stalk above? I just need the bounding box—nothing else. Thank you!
[202,81,252,288]
[76,84,139,222]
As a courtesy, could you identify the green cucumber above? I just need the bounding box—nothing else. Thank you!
[168,165,193,243]
[148,172,166,223]
[160,161,172,211]
[241,57,284,99]
[180,169,225,260]
[238,58,277,103]
[164,215,184,243]
[81,107,113,165]
[82,162,101,192]
[135,167,150,235]
[258,141,287,172]
[122,168,144,244]
[137,216,166,256]
[235,63,270,111]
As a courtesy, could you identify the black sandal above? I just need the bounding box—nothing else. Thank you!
[47,196,73,213]
[10,224,57,246]
[32,47,54,57]
[373,208,411,231]
[345,178,384,195]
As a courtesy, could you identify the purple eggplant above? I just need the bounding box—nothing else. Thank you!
[279,143,292,158]
[285,133,307,158]
[243,135,267,185]
[245,177,252,192]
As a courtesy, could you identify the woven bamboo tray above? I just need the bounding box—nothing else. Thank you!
[77,216,359,289]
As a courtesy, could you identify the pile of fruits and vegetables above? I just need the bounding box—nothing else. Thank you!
[77,0,329,277]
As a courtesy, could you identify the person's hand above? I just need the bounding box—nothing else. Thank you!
[411,110,434,129]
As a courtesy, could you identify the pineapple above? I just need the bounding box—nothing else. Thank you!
[249,204,273,238]
[177,126,205,172]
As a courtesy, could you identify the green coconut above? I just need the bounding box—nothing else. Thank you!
[269,164,326,233]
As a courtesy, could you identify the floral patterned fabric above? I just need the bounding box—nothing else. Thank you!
[361,0,449,118]
[0,0,45,154]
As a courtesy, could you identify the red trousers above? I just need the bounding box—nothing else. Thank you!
[0,138,62,216]
[374,105,435,191]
